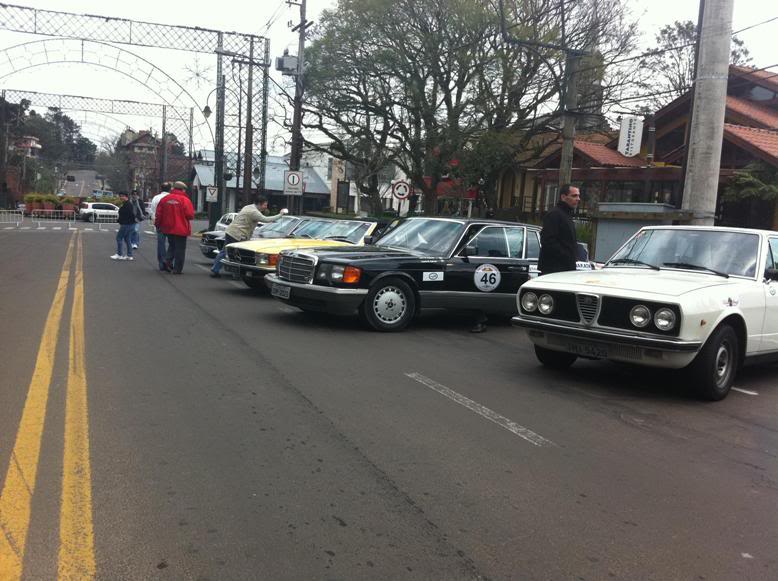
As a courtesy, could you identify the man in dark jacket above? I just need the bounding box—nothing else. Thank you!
[538,184,580,275]
[111,193,136,261]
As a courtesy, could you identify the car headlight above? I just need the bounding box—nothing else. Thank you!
[330,265,345,281]
[538,294,554,315]
[316,263,332,280]
[255,253,269,265]
[629,305,651,328]
[654,308,676,331]
[521,292,538,312]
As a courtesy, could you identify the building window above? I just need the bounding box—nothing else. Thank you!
[327,158,333,180]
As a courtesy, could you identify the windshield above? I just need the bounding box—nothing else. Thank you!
[256,216,298,237]
[321,221,372,244]
[608,229,760,278]
[376,219,465,255]
[291,219,334,238]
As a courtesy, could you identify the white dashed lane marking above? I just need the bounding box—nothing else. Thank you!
[404,372,556,448]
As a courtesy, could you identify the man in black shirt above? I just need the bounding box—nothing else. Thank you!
[538,184,580,275]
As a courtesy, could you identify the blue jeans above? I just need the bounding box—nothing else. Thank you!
[131,222,141,246]
[156,231,168,269]
[211,234,237,274]
[116,224,134,257]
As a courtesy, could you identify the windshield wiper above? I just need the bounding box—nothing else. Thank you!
[324,235,351,241]
[608,258,660,270]
[662,262,729,278]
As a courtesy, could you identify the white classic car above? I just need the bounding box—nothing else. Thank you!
[512,226,778,400]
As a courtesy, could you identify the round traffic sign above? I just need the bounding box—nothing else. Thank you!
[287,172,301,186]
[392,180,411,200]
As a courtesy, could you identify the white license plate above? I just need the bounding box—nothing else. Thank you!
[271,283,291,299]
[567,341,608,358]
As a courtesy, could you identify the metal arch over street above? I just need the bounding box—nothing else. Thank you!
[0,39,211,151]
[3,87,204,156]
[0,3,272,225]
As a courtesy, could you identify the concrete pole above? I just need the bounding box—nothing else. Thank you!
[558,52,579,188]
[259,39,270,197]
[243,37,255,203]
[161,104,168,187]
[681,0,734,225]
[289,0,306,213]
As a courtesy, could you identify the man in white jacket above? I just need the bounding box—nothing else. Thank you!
[210,195,288,278]
[148,182,171,271]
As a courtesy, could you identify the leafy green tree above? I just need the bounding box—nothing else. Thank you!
[723,162,778,229]
[303,0,640,213]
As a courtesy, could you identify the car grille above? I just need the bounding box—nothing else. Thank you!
[226,247,257,265]
[576,294,599,324]
[278,255,315,284]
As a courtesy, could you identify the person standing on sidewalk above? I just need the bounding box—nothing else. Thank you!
[111,193,135,261]
[149,182,171,271]
[538,184,580,275]
[154,181,194,274]
[210,195,288,278]
[129,190,147,249]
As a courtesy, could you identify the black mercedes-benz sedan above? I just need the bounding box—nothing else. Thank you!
[265,217,553,331]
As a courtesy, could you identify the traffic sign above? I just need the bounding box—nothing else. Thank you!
[392,180,411,200]
[206,186,218,202]
[284,170,303,196]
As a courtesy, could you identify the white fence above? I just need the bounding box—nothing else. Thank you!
[93,213,119,230]
[0,210,24,226]
[30,209,77,227]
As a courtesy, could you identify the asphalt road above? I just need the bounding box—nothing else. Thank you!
[1,223,776,580]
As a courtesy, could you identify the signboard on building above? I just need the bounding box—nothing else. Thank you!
[617,115,643,157]
[206,186,218,202]
[283,170,303,196]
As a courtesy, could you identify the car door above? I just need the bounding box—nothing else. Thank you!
[445,226,517,296]
[526,228,541,278]
[504,226,535,291]
[761,237,778,353]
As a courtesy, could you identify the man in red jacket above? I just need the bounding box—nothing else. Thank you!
[154,181,195,274]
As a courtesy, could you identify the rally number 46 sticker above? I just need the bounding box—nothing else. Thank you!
[474,264,501,292]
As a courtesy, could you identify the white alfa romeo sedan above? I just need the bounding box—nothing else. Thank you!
[512,226,778,400]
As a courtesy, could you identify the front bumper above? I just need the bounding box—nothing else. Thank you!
[264,273,368,315]
[220,258,273,279]
[199,242,218,256]
[512,315,702,368]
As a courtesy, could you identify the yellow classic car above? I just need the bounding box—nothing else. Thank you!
[220,218,379,288]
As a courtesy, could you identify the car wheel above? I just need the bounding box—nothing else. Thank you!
[362,278,415,332]
[534,345,577,369]
[241,274,265,290]
[687,324,739,401]
[88,213,95,223]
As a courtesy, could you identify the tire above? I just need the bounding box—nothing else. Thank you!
[534,345,577,369]
[362,278,416,332]
[242,274,266,290]
[88,213,95,223]
[687,324,739,401]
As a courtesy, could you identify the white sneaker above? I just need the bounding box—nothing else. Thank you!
[131,244,139,249]
[110,254,123,260]
[126,256,135,261]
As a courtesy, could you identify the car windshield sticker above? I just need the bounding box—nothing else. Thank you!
[423,271,445,282]
[474,264,501,292]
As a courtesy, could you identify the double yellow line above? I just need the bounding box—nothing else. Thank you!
[0,232,95,579]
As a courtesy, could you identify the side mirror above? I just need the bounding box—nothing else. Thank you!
[765,268,778,282]
[462,243,477,258]
[363,235,375,245]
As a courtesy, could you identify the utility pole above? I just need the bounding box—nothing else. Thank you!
[161,104,168,188]
[681,0,734,225]
[210,32,226,230]
[558,52,579,186]
[498,0,586,193]
[243,37,255,203]
[289,0,307,213]
[259,39,270,197]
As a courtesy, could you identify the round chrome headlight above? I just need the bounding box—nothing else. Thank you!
[654,308,677,331]
[521,292,538,312]
[629,305,651,328]
[538,294,554,315]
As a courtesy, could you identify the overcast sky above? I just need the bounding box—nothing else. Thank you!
[0,0,773,154]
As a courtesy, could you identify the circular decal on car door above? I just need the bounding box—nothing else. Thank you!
[474,264,501,292]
